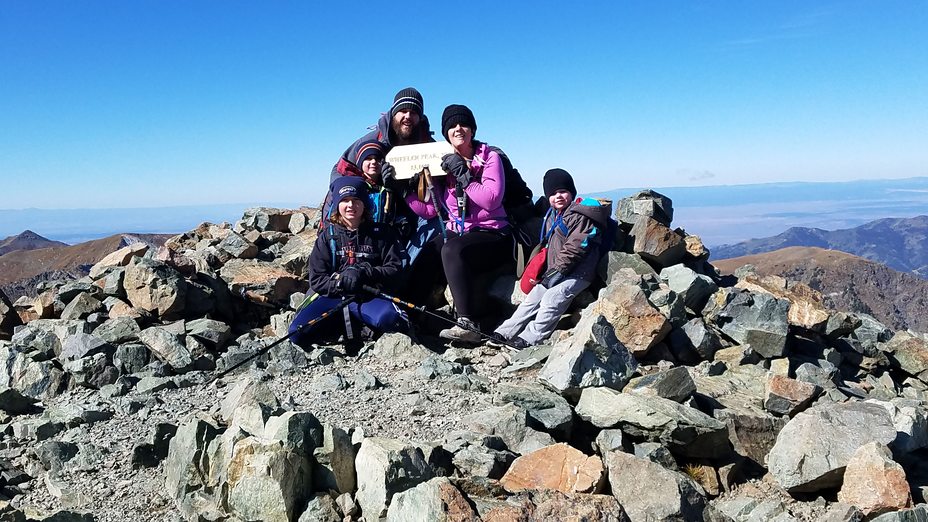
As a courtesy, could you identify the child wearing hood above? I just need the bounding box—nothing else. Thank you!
[289,176,408,346]
[492,168,612,349]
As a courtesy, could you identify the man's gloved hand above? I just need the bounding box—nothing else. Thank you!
[381,162,400,191]
[337,266,362,294]
[441,154,471,187]
[540,268,566,289]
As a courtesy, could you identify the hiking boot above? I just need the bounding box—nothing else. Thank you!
[439,317,482,343]
[506,336,531,351]
[486,332,510,348]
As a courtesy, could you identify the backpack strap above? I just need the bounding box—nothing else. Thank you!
[328,223,337,267]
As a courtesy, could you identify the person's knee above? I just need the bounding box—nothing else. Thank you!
[360,301,402,330]
[540,285,576,308]
[442,236,470,261]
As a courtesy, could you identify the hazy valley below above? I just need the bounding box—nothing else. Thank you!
[5,177,928,248]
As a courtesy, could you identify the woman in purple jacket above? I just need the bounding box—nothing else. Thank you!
[405,104,512,342]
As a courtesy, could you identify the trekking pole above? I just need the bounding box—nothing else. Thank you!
[208,296,356,383]
[422,167,448,242]
[362,285,523,350]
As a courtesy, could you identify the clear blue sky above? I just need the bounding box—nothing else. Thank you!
[2,0,926,210]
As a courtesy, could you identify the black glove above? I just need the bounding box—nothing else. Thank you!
[396,218,414,240]
[441,154,470,187]
[381,162,401,191]
[355,262,374,279]
[540,268,566,289]
[337,266,362,294]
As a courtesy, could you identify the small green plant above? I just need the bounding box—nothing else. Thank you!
[682,463,705,483]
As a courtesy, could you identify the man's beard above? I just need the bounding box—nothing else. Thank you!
[394,122,415,141]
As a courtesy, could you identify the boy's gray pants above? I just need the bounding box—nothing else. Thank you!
[494,277,590,345]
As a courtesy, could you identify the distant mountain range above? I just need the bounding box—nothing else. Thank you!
[592,176,928,247]
[4,177,928,247]
[0,230,173,299]
[713,215,928,277]
[0,230,67,256]
[713,246,928,333]
[0,203,300,244]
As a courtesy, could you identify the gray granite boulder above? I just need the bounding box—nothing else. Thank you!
[538,313,637,400]
[92,317,141,344]
[866,398,928,454]
[163,414,222,518]
[59,292,104,320]
[576,387,729,458]
[704,288,790,358]
[224,436,312,522]
[139,325,192,372]
[660,264,718,313]
[767,401,897,493]
[59,332,112,362]
[385,476,478,522]
[616,190,674,227]
[630,216,686,268]
[185,318,232,348]
[124,256,187,319]
[625,366,696,403]
[668,318,723,363]
[354,437,435,520]
[496,383,574,439]
[605,450,705,521]
[598,252,658,285]
[312,424,356,495]
[220,376,282,435]
[463,403,530,453]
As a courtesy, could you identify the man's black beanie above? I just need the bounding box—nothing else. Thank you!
[543,168,577,198]
[441,104,477,142]
[391,87,424,117]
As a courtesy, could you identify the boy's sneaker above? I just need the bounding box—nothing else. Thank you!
[486,332,510,348]
[439,317,482,343]
[506,336,531,351]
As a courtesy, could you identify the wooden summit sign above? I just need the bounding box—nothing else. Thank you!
[385,142,455,179]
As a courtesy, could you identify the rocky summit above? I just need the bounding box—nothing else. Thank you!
[0,195,926,521]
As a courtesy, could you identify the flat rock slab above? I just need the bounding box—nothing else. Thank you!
[764,374,821,416]
[500,443,604,494]
[576,387,729,458]
[483,490,630,522]
[496,383,573,439]
[625,366,696,403]
[90,243,149,279]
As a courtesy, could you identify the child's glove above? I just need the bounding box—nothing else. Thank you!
[337,266,362,294]
[540,268,566,289]
[381,162,401,191]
